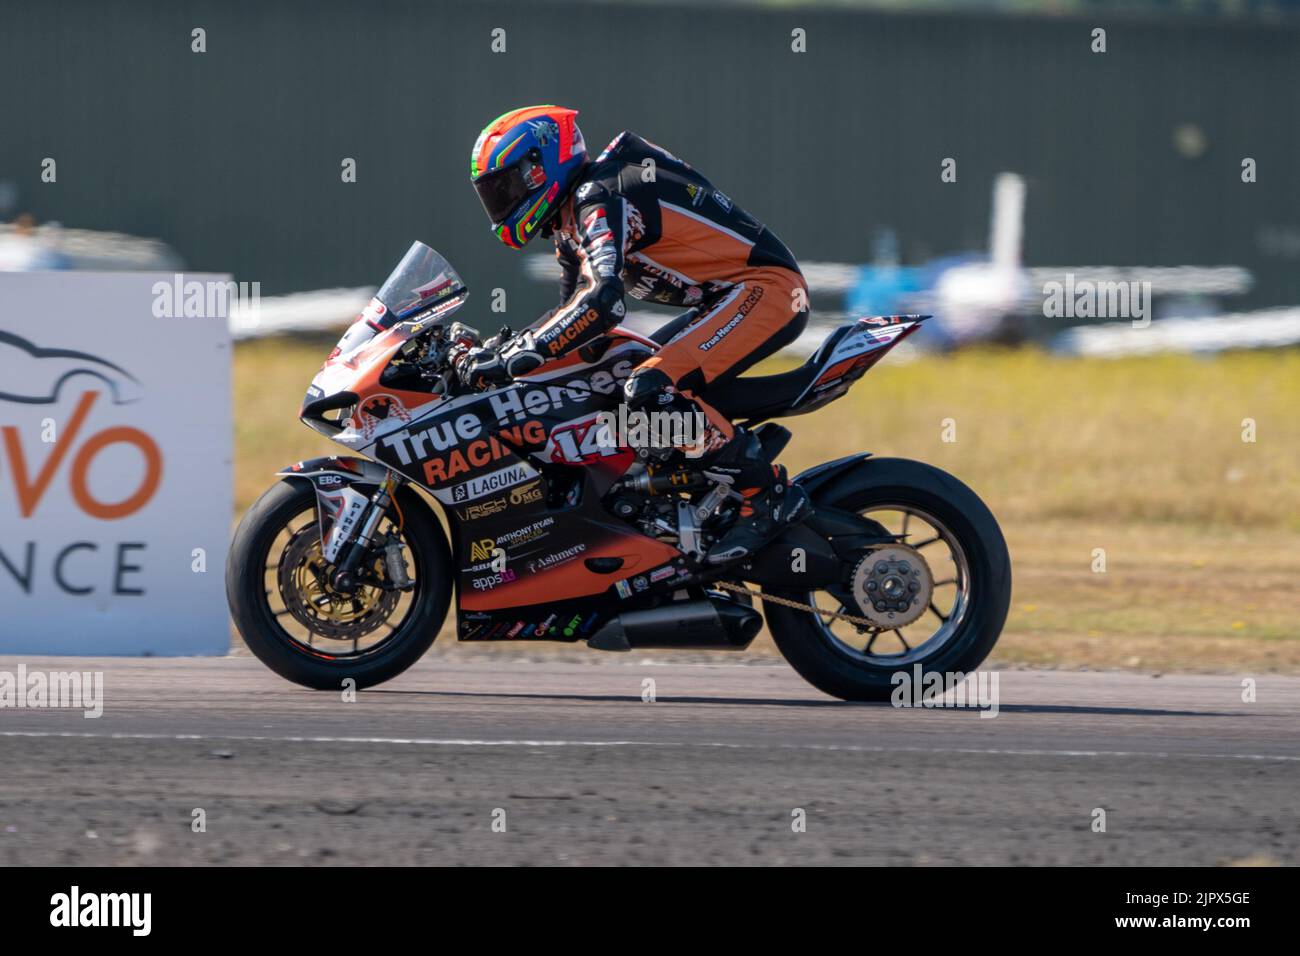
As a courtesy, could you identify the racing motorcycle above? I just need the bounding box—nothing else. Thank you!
[226,242,1011,701]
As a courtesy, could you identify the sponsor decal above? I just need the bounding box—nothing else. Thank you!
[456,496,507,521]
[626,256,718,305]
[468,538,496,562]
[412,273,460,303]
[350,393,412,440]
[544,307,601,355]
[533,613,557,637]
[421,420,546,486]
[507,620,527,638]
[471,569,517,591]
[632,575,648,592]
[527,543,587,573]
[486,360,633,425]
[494,515,555,547]
[649,565,677,583]
[614,579,633,599]
[560,614,584,637]
[697,287,763,352]
[685,183,706,208]
[509,480,545,507]
[382,412,485,464]
[698,314,742,352]
[711,190,733,212]
[451,464,536,503]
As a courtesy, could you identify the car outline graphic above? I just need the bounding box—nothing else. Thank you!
[0,329,142,405]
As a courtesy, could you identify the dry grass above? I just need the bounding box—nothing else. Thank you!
[233,338,1300,672]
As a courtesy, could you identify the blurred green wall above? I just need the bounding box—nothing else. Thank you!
[2,0,1296,320]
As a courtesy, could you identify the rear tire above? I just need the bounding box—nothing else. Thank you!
[764,458,1011,702]
[226,479,452,690]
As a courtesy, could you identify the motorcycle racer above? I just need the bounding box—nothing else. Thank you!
[465,105,810,563]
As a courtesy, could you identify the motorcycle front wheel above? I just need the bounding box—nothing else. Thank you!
[225,479,452,690]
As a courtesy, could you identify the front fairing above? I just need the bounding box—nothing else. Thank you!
[300,243,470,444]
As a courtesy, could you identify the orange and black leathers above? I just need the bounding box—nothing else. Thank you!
[529,131,807,393]
[524,132,810,564]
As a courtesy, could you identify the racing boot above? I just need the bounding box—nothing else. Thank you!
[701,430,809,566]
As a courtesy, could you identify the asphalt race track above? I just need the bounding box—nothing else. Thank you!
[1,653,1296,865]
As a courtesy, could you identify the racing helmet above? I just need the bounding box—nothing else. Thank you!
[470,106,587,248]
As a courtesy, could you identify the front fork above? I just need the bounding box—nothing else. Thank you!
[277,457,413,594]
[327,476,402,592]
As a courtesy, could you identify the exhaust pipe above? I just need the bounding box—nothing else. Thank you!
[587,598,762,652]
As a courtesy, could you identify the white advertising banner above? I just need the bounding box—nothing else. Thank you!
[0,272,232,654]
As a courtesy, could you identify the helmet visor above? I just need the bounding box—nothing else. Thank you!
[473,156,544,226]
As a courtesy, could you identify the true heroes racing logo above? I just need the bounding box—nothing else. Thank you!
[376,360,634,487]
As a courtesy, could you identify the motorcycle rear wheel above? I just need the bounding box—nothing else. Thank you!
[764,458,1011,702]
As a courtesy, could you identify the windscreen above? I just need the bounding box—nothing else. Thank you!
[375,242,470,321]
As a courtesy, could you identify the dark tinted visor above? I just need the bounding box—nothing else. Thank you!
[473,157,541,225]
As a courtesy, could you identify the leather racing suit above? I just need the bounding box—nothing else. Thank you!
[503,132,810,562]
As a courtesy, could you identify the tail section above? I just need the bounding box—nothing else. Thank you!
[787,314,929,413]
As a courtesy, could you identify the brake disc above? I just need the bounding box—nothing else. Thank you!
[277,526,398,640]
[851,545,934,629]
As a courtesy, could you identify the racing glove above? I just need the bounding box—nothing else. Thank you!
[454,345,509,390]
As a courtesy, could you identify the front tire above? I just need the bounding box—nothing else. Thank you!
[226,479,452,690]
[764,458,1011,702]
